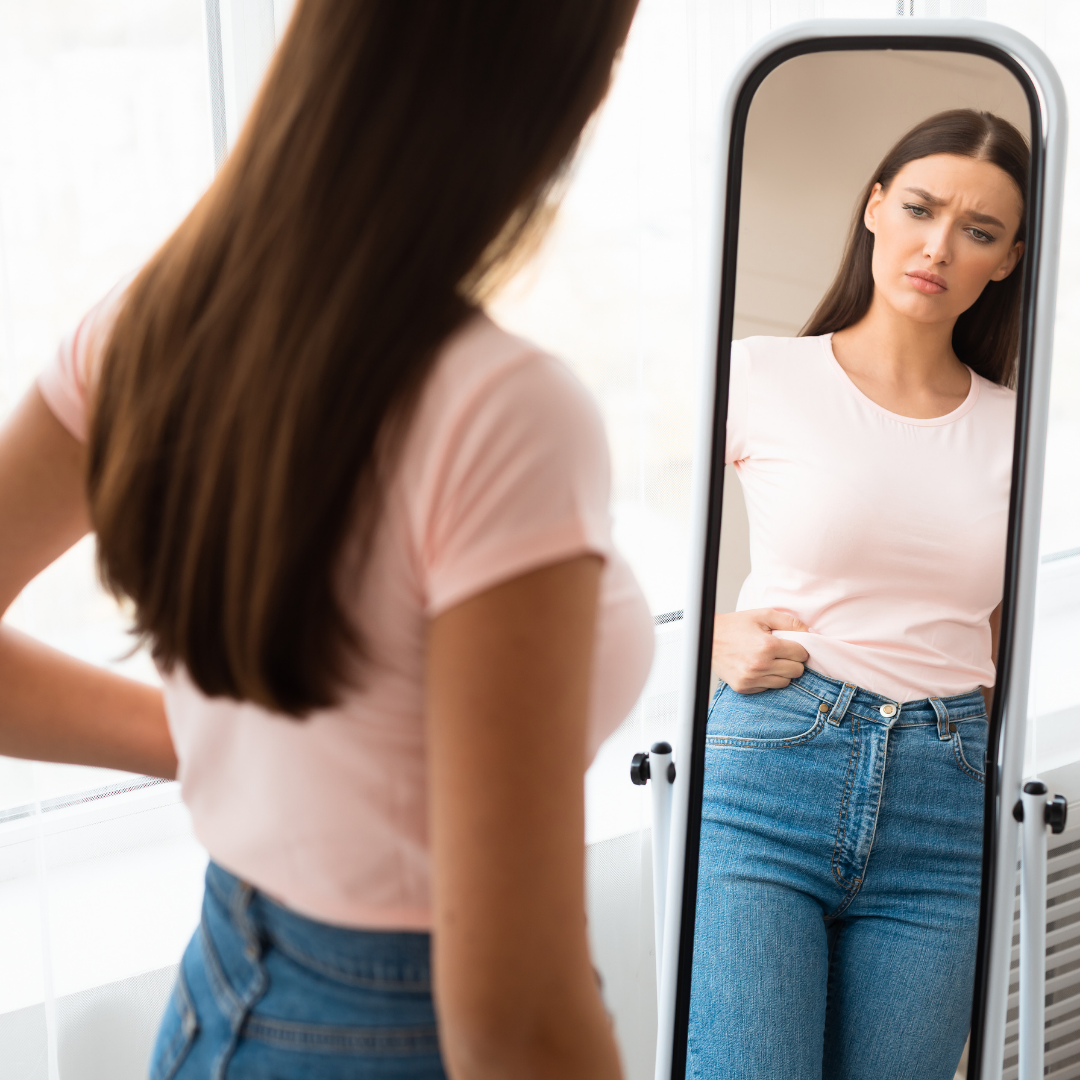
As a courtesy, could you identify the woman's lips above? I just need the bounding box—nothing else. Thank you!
[906,269,948,294]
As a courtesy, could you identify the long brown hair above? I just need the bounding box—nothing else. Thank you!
[801,109,1029,386]
[88,0,639,716]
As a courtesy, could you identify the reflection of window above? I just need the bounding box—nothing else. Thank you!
[0,0,218,1052]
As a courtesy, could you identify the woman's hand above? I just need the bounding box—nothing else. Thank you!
[713,609,810,694]
[426,556,621,1080]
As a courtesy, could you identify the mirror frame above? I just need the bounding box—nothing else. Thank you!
[659,20,1067,1080]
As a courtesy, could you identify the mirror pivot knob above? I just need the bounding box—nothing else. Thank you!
[630,752,651,786]
[1046,794,1068,835]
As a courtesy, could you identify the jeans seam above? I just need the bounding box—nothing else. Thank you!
[199,912,269,1080]
[953,732,986,783]
[150,967,198,1080]
[199,922,242,1020]
[266,932,432,992]
[825,882,863,920]
[705,713,825,750]
[831,716,862,889]
[848,725,891,900]
[788,682,827,705]
[240,1014,440,1054]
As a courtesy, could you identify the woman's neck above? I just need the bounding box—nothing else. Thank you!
[830,294,971,419]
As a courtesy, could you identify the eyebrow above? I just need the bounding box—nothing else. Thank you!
[902,187,1006,230]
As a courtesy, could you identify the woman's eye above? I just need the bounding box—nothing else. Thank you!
[968,228,995,244]
[902,203,930,218]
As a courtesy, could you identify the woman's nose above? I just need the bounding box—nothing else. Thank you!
[923,226,952,264]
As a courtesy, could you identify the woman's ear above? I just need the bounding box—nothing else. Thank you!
[863,182,885,234]
[991,239,1025,281]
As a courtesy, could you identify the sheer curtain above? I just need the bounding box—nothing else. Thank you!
[0,2,1077,1078]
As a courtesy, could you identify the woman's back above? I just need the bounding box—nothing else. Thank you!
[41,298,653,929]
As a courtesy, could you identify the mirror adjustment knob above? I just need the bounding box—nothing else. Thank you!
[630,752,651,786]
[1046,794,1068,835]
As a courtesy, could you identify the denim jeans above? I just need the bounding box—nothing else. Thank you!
[687,669,988,1080]
[150,863,447,1079]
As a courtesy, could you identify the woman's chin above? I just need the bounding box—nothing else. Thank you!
[883,290,961,326]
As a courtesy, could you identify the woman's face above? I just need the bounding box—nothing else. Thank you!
[863,153,1024,326]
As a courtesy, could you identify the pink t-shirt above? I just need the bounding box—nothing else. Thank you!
[39,293,654,930]
[728,334,1014,704]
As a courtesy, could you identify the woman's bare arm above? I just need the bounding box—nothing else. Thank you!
[0,387,175,778]
[426,555,621,1080]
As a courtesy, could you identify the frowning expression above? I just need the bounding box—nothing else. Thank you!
[864,153,1024,325]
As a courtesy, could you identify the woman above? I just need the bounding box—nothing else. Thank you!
[0,2,653,1077]
[688,110,1026,1080]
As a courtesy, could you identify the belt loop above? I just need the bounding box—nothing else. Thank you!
[828,683,857,727]
[930,696,951,741]
[229,878,263,963]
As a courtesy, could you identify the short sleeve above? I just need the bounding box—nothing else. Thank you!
[421,354,614,616]
[725,339,751,464]
[37,281,128,443]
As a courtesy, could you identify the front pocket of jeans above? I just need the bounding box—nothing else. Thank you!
[953,718,988,782]
[150,967,199,1080]
[706,683,826,749]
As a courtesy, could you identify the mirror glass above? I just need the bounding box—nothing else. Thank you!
[687,48,1032,1079]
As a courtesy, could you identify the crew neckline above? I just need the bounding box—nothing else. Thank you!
[820,333,980,427]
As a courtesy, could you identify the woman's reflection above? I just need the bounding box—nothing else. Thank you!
[688,110,1027,1080]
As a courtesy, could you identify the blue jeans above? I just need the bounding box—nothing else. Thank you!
[688,669,988,1080]
[150,863,447,1079]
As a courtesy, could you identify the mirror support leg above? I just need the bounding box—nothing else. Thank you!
[1017,782,1068,1079]
[1019,781,1048,1080]
[649,743,675,989]
[631,742,676,990]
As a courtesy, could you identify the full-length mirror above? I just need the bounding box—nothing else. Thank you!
[675,41,1048,1080]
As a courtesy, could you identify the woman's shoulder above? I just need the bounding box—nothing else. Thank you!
[971,370,1017,401]
[733,334,825,363]
[731,334,828,391]
[37,278,130,443]
[424,312,604,441]
[403,312,615,618]
[970,369,1017,421]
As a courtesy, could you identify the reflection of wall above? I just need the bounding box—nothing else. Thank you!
[734,50,1030,339]
[716,465,751,615]
[717,50,1029,616]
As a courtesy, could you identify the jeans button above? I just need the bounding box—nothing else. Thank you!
[879,703,897,718]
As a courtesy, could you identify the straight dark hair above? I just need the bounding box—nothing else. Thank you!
[88,0,640,716]
[801,109,1029,386]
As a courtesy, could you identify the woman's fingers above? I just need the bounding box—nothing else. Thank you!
[772,637,810,663]
[768,658,805,680]
[759,608,810,634]
[711,607,810,692]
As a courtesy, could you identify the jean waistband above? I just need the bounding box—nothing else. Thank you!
[205,862,432,989]
[791,668,987,728]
